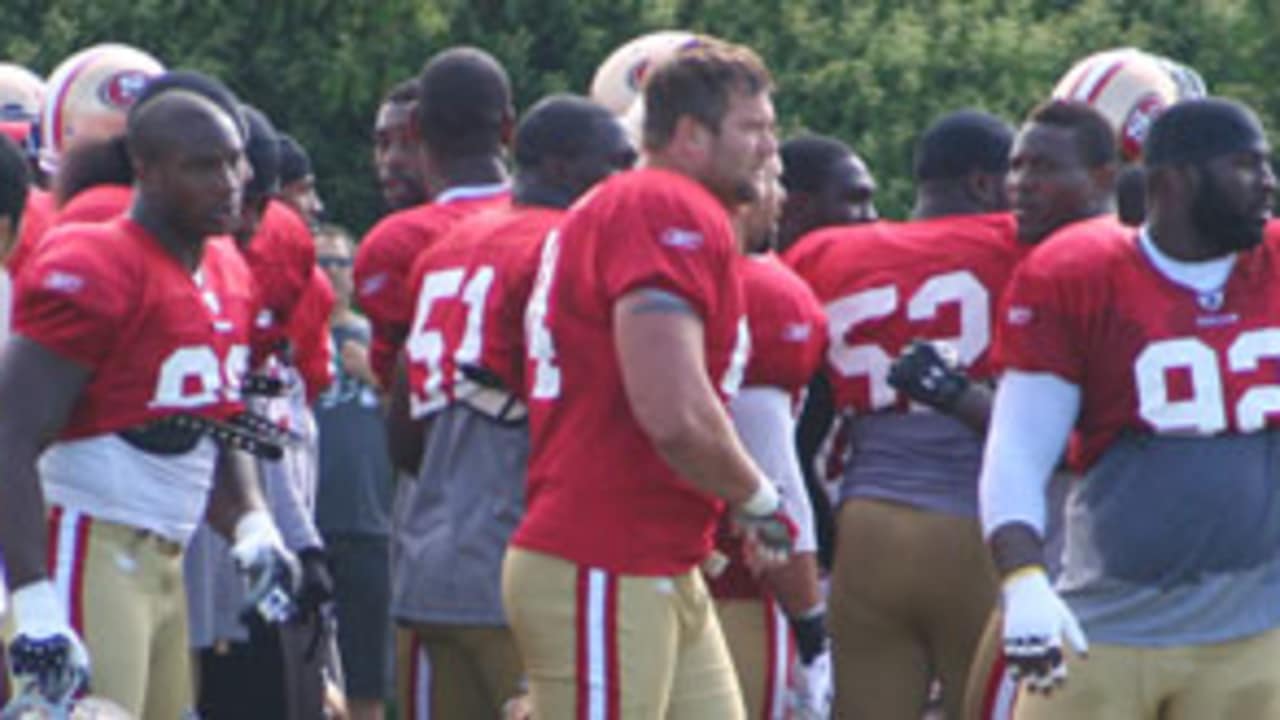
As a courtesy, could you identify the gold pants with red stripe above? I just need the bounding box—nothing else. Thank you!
[714,597,793,720]
[502,547,745,720]
[393,621,523,720]
[4,507,193,720]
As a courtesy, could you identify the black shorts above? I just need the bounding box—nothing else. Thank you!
[325,533,392,700]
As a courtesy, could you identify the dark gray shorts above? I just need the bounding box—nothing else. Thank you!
[325,533,392,700]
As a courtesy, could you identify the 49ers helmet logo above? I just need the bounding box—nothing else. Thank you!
[98,69,150,109]
[1120,93,1167,161]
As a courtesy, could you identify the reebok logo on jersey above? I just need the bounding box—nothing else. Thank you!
[359,272,388,297]
[659,228,703,250]
[42,270,84,294]
[783,322,812,342]
[1007,306,1033,325]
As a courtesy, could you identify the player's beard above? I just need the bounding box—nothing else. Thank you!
[1192,170,1265,254]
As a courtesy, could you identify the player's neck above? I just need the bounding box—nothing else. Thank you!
[514,174,575,209]
[128,195,205,272]
[1148,215,1217,262]
[427,155,508,198]
[912,184,989,220]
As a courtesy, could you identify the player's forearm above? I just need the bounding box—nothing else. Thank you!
[760,552,823,615]
[948,382,993,435]
[385,355,426,476]
[205,446,269,541]
[0,445,50,589]
[646,389,764,506]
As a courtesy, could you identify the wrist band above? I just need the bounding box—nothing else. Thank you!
[740,479,779,516]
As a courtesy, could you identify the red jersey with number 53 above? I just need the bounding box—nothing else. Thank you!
[512,168,750,576]
[404,204,558,416]
[14,218,255,439]
[354,187,510,387]
[784,213,1022,414]
[995,216,1280,471]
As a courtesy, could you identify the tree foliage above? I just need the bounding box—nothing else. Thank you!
[0,0,1273,230]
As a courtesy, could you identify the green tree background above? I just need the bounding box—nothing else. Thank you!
[1,0,1273,234]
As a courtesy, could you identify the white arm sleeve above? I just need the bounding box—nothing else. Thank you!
[730,386,817,553]
[979,371,1080,540]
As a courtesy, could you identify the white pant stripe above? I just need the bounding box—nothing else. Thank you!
[52,508,83,610]
[586,568,609,720]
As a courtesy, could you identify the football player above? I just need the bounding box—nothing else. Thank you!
[278,133,325,228]
[391,92,633,720]
[982,98,1280,718]
[777,134,877,253]
[785,110,1019,720]
[353,46,513,388]
[708,156,831,719]
[0,88,292,720]
[373,78,427,212]
[8,43,163,279]
[503,39,793,719]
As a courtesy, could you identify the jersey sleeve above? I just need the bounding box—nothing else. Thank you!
[993,249,1093,383]
[595,189,729,318]
[355,217,414,387]
[13,234,130,368]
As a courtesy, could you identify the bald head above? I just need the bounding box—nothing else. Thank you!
[126,90,241,166]
[417,46,512,157]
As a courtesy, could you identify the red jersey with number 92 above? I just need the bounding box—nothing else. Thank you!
[14,218,255,439]
[404,204,559,416]
[512,168,749,576]
[995,217,1280,470]
[784,212,1022,414]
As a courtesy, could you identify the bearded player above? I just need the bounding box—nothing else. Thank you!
[354,46,513,388]
[503,40,796,719]
[391,93,633,720]
[0,89,294,719]
[708,156,830,719]
[373,79,428,212]
[982,98,1280,718]
[785,110,1020,719]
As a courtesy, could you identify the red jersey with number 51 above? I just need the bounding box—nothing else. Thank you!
[512,168,749,576]
[995,217,1280,471]
[404,204,558,417]
[14,218,255,439]
[784,213,1022,414]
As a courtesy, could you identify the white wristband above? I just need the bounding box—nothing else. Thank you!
[740,478,780,516]
[234,509,277,545]
[12,579,66,629]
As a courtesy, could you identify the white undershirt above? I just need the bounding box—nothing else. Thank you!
[980,229,1238,539]
[729,386,818,553]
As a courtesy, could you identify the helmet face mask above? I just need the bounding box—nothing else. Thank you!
[38,43,164,174]
[1051,47,1207,161]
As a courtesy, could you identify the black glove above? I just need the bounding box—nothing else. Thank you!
[887,339,970,411]
[295,547,335,619]
[787,610,829,666]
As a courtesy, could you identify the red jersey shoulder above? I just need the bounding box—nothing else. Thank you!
[8,187,56,275]
[54,184,132,227]
[1015,214,1134,282]
[741,253,827,394]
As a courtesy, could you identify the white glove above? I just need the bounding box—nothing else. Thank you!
[786,648,832,720]
[231,510,299,624]
[1001,567,1088,693]
[7,580,91,705]
[736,480,798,567]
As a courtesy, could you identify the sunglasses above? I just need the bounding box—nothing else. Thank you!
[318,256,353,269]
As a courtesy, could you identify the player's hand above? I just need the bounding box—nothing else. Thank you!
[232,510,300,626]
[1001,566,1088,694]
[296,547,336,619]
[786,648,832,720]
[7,580,90,708]
[502,692,533,720]
[887,339,970,411]
[736,483,798,567]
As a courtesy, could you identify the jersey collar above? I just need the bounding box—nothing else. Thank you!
[435,182,509,205]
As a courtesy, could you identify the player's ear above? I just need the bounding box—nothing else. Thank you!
[965,170,1002,210]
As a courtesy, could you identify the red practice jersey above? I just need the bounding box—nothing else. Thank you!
[404,203,558,417]
[512,168,749,575]
[286,266,336,404]
[8,187,55,276]
[14,219,255,439]
[354,186,510,387]
[785,213,1022,414]
[995,215,1280,470]
[710,250,827,600]
[55,184,132,226]
[242,200,316,366]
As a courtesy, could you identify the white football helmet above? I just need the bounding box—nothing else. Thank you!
[38,43,164,174]
[1051,48,1206,161]
[0,63,44,147]
[590,30,702,116]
